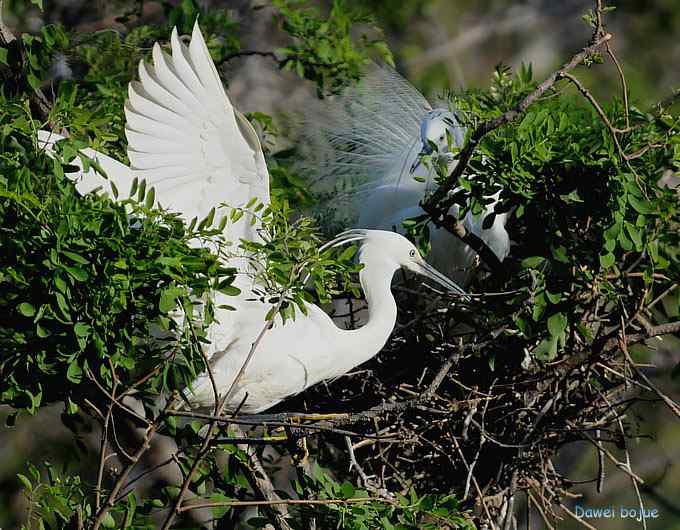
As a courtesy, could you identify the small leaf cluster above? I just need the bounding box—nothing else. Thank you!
[275,465,474,530]
[18,463,93,530]
[238,198,362,322]
[272,0,394,95]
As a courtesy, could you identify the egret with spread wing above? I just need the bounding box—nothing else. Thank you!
[38,23,466,413]
[301,64,510,284]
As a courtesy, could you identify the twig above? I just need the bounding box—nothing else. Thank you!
[237,424,293,530]
[345,436,393,499]
[528,491,555,530]
[559,503,598,530]
[179,496,389,512]
[92,423,159,530]
[568,421,644,484]
[604,393,647,530]
[618,329,680,419]
[168,410,394,440]
[654,87,680,110]
[95,378,117,511]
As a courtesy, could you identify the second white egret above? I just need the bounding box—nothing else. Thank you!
[301,64,510,284]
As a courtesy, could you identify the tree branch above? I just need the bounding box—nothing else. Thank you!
[162,302,285,530]
[221,49,278,64]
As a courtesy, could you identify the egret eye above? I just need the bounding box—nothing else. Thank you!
[409,249,416,257]
[439,135,445,141]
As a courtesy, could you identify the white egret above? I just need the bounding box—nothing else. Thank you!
[301,64,510,284]
[38,22,466,413]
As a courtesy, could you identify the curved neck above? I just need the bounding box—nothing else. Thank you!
[329,255,399,376]
[360,259,399,329]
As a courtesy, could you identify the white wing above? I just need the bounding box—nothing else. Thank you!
[300,64,431,200]
[124,21,269,243]
[36,130,133,197]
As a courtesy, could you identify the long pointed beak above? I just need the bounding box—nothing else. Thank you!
[409,143,432,174]
[414,259,468,299]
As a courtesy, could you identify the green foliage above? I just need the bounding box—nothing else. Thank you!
[9,1,679,528]
[417,63,680,362]
[238,198,362,322]
[0,114,239,415]
[0,3,443,528]
[273,0,394,95]
[276,465,474,530]
[18,462,91,530]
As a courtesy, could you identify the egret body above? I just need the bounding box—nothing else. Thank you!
[38,23,465,413]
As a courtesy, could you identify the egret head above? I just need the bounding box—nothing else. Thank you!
[410,110,465,174]
[328,230,466,296]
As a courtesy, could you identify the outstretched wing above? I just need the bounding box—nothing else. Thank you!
[36,130,133,196]
[300,64,431,206]
[124,21,270,243]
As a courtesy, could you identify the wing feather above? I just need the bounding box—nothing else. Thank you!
[124,21,270,243]
[36,130,133,197]
[299,63,431,227]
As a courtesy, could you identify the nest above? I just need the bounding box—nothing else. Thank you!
[272,266,674,529]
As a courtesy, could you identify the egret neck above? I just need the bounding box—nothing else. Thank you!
[326,249,399,378]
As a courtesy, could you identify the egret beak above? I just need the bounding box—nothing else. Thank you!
[412,259,468,298]
[409,143,432,174]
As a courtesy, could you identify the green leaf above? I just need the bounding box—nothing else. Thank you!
[18,302,36,317]
[599,252,615,269]
[66,361,83,384]
[159,286,183,313]
[62,250,90,265]
[74,322,91,337]
[521,256,545,269]
[217,284,241,297]
[101,512,116,528]
[534,336,558,361]
[145,186,156,209]
[36,323,50,338]
[64,265,88,282]
[340,481,355,498]
[625,222,643,250]
[545,291,562,304]
[129,177,138,197]
[0,47,8,66]
[628,195,653,214]
[124,493,137,527]
[17,473,33,492]
[547,312,567,337]
[137,179,147,202]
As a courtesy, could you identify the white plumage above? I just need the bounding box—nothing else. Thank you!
[301,64,510,285]
[37,23,466,413]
